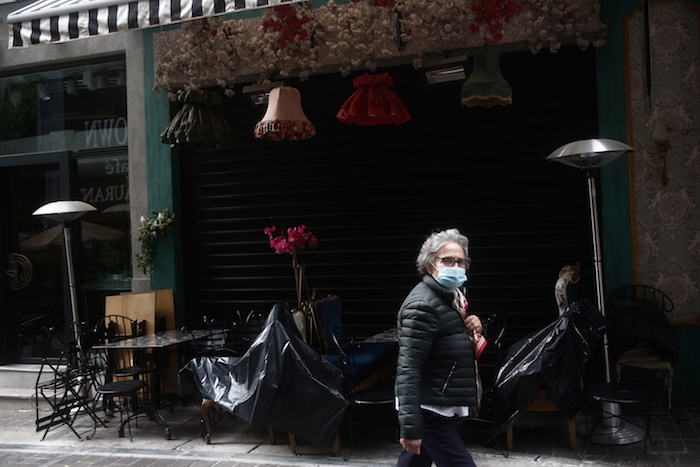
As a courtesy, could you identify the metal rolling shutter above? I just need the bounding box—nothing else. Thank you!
[181,46,598,344]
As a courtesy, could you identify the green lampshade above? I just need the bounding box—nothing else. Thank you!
[461,50,512,108]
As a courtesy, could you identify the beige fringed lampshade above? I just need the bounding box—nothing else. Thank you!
[254,86,316,141]
[461,50,512,108]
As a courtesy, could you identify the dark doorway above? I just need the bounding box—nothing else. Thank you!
[0,152,73,363]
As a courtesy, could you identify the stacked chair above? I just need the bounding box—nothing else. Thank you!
[34,323,105,440]
[90,314,153,440]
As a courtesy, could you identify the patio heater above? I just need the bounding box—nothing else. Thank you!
[547,138,642,444]
[33,200,97,342]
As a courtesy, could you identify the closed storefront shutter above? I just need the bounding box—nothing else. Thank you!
[180,45,598,343]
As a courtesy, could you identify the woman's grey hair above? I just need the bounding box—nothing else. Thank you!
[416,228,470,275]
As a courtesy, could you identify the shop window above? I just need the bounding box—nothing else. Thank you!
[76,153,132,326]
[0,58,127,155]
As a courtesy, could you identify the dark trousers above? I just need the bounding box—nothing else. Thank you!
[397,410,476,467]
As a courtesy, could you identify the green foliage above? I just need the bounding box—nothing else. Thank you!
[135,209,176,274]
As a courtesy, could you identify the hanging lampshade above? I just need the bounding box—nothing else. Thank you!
[460,50,512,108]
[254,86,316,141]
[337,73,411,126]
[160,89,234,147]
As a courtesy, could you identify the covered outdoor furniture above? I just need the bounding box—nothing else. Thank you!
[180,302,347,451]
[493,300,609,447]
[187,311,275,445]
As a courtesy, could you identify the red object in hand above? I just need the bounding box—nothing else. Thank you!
[472,332,488,360]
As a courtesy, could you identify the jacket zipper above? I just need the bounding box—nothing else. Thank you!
[441,360,457,393]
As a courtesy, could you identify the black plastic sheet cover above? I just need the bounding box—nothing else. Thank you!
[180,303,347,448]
[493,300,608,433]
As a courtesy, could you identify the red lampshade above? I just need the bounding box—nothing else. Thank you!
[254,86,316,141]
[337,73,411,126]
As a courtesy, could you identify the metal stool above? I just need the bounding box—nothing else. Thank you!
[581,382,653,459]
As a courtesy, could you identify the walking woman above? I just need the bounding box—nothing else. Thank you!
[395,228,483,467]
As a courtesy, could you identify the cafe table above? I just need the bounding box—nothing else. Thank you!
[92,328,211,439]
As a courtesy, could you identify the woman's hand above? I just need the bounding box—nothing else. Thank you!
[464,314,482,335]
[400,438,422,455]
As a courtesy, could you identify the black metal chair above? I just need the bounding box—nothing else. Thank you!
[34,323,105,440]
[331,332,394,460]
[190,316,234,358]
[608,284,674,313]
[607,285,678,416]
[90,315,153,440]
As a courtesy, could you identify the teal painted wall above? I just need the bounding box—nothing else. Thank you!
[672,325,700,406]
[143,30,184,326]
[597,0,637,295]
[598,0,700,406]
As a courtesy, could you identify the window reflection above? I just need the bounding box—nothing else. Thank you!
[0,59,127,155]
[77,154,131,326]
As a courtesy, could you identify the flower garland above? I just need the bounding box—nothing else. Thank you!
[154,16,247,97]
[153,0,606,93]
[248,3,321,82]
[135,209,176,274]
[468,0,526,45]
[321,0,402,76]
[262,4,311,49]
[397,0,474,68]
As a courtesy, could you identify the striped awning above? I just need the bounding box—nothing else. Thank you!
[7,0,304,48]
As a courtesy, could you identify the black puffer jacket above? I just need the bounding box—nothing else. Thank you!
[395,275,478,439]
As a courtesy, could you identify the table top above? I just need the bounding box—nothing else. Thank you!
[93,329,211,349]
[588,382,654,404]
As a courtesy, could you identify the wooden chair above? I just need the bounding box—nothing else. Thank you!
[506,390,578,451]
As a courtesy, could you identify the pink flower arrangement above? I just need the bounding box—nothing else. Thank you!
[264,225,319,254]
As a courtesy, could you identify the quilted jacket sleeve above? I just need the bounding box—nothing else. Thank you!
[395,284,441,440]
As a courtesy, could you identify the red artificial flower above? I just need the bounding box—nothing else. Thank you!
[262,4,312,50]
[469,0,525,45]
[200,18,217,37]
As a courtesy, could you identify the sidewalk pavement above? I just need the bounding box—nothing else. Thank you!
[0,401,697,467]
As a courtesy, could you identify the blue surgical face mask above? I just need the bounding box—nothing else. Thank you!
[434,266,468,290]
